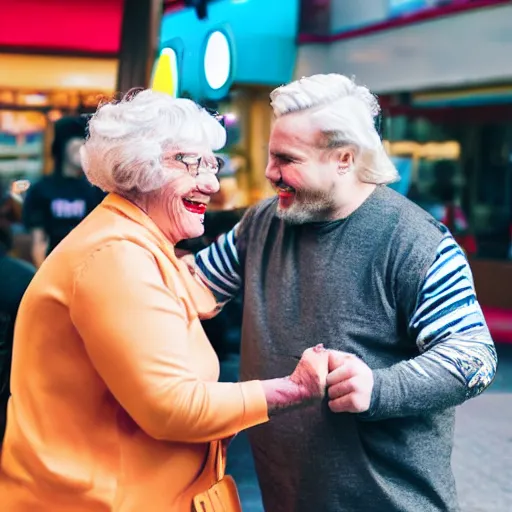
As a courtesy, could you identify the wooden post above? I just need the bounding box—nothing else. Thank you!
[116,0,162,94]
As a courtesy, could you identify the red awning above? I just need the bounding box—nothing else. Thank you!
[0,0,124,55]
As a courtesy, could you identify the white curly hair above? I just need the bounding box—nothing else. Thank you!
[270,74,399,185]
[80,90,226,197]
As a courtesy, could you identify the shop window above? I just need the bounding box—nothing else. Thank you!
[477,124,512,209]
[0,111,47,189]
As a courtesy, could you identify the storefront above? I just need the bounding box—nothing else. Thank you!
[380,87,512,260]
[156,0,300,205]
[0,0,123,188]
[0,55,118,184]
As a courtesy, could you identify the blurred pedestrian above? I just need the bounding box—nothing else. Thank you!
[428,160,477,256]
[22,116,105,267]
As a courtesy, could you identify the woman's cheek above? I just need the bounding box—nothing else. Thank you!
[165,174,196,197]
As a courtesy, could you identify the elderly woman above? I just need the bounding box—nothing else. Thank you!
[0,90,328,511]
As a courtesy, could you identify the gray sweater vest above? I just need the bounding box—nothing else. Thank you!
[237,186,458,512]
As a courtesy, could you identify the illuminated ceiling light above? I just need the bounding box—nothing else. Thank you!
[223,112,237,123]
[151,48,179,97]
[24,93,48,106]
[204,31,231,91]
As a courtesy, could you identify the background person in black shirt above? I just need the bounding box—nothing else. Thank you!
[22,116,105,267]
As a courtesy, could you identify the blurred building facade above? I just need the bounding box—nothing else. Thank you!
[0,0,123,186]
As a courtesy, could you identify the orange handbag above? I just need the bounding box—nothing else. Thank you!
[192,441,243,512]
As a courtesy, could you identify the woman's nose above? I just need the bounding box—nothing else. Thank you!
[196,172,220,195]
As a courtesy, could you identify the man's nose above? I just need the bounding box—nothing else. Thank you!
[265,161,281,182]
[196,172,220,195]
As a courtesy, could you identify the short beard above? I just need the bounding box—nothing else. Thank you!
[275,189,336,225]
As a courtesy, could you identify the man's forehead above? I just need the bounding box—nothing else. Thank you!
[270,113,320,151]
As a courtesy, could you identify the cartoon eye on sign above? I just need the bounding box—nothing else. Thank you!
[151,47,179,97]
[203,30,232,91]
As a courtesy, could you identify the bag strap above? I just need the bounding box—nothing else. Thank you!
[215,440,226,481]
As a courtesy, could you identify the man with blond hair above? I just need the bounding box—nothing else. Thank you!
[195,74,497,511]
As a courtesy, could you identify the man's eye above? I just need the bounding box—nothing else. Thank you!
[277,156,293,164]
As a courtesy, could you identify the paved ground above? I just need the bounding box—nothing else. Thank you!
[452,344,512,512]
[221,343,512,511]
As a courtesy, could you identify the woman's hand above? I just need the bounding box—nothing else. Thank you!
[290,344,329,401]
[261,344,329,414]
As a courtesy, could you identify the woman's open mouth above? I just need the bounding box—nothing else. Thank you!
[182,198,208,215]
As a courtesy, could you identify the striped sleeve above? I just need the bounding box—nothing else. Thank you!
[408,234,497,398]
[195,226,243,305]
[363,234,497,421]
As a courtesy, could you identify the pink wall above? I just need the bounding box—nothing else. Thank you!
[0,0,124,54]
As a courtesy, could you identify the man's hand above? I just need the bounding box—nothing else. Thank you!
[326,350,374,413]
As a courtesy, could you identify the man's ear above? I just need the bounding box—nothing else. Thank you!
[337,147,356,176]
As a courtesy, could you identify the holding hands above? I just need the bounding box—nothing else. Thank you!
[263,344,329,414]
[288,346,374,414]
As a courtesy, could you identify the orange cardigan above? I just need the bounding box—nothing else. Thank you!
[0,193,268,511]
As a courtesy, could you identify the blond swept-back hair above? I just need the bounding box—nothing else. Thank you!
[270,74,399,185]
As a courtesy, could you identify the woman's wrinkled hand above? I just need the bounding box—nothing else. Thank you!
[289,344,329,401]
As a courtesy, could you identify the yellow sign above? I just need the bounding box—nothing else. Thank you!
[151,48,179,97]
[0,54,117,91]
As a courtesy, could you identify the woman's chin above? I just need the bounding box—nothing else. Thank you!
[182,216,205,240]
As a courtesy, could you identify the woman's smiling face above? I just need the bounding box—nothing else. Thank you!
[143,145,223,244]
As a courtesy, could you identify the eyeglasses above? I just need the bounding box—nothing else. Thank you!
[165,153,225,177]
